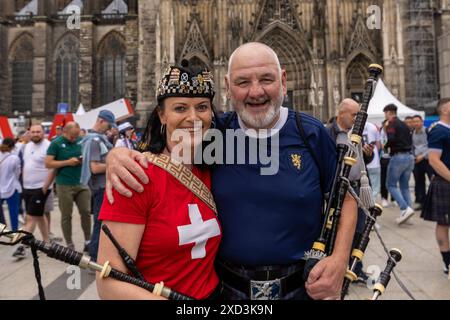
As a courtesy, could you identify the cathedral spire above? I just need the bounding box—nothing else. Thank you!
[346,8,377,56]
[252,0,302,33]
[180,14,210,66]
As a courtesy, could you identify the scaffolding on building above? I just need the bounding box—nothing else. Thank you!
[404,0,439,110]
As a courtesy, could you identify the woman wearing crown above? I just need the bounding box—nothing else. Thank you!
[96,62,222,300]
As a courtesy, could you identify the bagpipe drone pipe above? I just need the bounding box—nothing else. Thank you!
[0,223,193,300]
[370,248,403,300]
[340,204,383,299]
[340,203,404,300]
[1,222,405,300]
[302,64,390,296]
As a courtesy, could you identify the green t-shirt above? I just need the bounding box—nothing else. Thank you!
[47,136,82,185]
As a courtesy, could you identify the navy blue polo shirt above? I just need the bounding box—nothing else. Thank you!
[212,108,337,266]
[428,122,450,170]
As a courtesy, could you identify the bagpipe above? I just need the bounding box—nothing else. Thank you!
[342,212,405,300]
[302,64,406,300]
[1,220,402,301]
[340,204,383,299]
[0,223,193,300]
[371,248,402,300]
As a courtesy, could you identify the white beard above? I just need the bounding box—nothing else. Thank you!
[238,103,278,129]
[232,88,284,129]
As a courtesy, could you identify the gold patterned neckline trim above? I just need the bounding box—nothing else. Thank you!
[143,152,218,216]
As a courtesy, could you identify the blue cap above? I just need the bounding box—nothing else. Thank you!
[98,110,117,128]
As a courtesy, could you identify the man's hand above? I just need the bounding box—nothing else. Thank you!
[67,157,82,167]
[415,155,424,164]
[105,148,149,204]
[305,256,347,300]
[362,144,374,157]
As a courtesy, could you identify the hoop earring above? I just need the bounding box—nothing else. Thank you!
[160,124,166,135]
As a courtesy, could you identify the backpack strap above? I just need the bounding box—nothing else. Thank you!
[218,111,236,132]
[295,111,325,194]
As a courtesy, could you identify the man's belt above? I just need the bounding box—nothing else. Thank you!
[391,150,412,156]
[216,260,305,299]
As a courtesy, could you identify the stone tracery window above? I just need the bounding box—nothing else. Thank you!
[256,0,299,31]
[55,35,79,110]
[98,33,126,105]
[182,21,209,59]
[10,34,34,113]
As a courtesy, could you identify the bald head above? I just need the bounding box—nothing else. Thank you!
[63,122,80,131]
[225,42,287,129]
[336,99,360,130]
[63,122,80,142]
[228,42,281,77]
[337,99,359,114]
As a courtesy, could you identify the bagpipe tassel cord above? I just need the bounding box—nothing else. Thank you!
[0,230,46,300]
[31,245,46,300]
[0,224,193,300]
[357,142,375,209]
[303,64,383,285]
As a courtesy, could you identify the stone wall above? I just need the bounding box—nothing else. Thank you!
[0,0,446,124]
[125,16,139,115]
[136,0,159,127]
[438,33,450,99]
[0,20,8,115]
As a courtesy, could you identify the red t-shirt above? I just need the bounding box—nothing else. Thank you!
[99,164,222,300]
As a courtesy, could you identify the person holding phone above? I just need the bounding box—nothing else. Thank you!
[45,122,91,252]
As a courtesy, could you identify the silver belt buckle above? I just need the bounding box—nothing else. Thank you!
[250,279,281,300]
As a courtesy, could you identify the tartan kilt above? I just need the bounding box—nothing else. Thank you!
[421,175,450,226]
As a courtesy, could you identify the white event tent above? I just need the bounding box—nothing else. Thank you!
[367,79,425,127]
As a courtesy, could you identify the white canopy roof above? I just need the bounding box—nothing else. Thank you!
[367,79,425,127]
[75,103,86,115]
[58,0,84,14]
[102,0,128,14]
[17,0,37,15]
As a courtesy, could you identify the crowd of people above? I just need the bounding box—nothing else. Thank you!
[0,41,449,300]
[0,116,138,259]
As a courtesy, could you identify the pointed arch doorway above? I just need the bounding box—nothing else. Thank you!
[254,22,312,113]
[346,53,372,103]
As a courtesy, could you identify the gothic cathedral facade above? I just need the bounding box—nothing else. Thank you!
[1,0,449,127]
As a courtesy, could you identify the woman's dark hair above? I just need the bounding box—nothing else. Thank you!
[0,137,16,152]
[137,105,165,153]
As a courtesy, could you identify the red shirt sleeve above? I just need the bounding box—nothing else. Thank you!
[99,166,154,225]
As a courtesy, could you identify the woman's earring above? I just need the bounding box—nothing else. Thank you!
[160,124,166,135]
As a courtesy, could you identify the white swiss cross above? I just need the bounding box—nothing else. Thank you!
[177,204,220,259]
